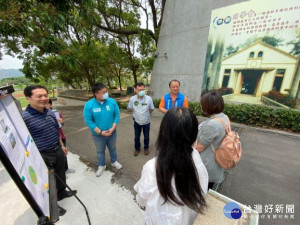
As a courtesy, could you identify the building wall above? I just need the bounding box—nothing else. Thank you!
[149,0,248,102]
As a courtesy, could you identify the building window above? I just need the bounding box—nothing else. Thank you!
[272,69,285,92]
[222,69,231,87]
[222,76,230,88]
[249,52,254,58]
[276,69,285,75]
[258,51,263,58]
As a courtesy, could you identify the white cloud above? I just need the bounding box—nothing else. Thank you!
[0,55,23,69]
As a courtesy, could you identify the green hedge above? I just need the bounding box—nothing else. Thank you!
[223,104,300,132]
[154,99,300,132]
[153,99,161,108]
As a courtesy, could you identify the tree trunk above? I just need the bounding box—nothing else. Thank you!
[131,64,139,85]
[202,36,213,90]
[209,35,224,90]
[214,38,225,89]
[70,83,77,89]
[83,66,94,89]
[106,77,111,88]
[118,73,122,91]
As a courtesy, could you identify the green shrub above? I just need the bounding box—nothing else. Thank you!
[153,99,161,108]
[214,87,234,96]
[190,102,300,132]
[189,102,203,116]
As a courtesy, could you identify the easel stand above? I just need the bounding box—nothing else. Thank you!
[0,146,44,218]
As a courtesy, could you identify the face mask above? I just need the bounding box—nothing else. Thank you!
[102,92,109,100]
[138,90,145,97]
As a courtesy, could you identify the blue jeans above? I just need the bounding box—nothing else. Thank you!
[134,121,150,151]
[92,131,118,166]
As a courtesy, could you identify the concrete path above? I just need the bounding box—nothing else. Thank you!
[1,97,299,225]
[56,99,300,225]
[0,153,144,225]
[226,94,263,105]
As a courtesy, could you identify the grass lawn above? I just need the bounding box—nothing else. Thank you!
[17,97,29,109]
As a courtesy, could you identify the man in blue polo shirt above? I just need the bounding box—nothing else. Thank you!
[83,83,122,177]
[22,85,77,215]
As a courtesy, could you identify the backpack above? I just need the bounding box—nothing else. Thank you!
[211,116,242,169]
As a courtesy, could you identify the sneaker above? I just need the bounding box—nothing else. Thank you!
[111,161,122,170]
[96,165,106,177]
[66,169,76,174]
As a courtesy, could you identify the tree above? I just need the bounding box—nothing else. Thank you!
[91,0,165,46]
[0,1,165,88]
[105,41,131,90]
[239,35,283,49]
[223,45,239,58]
[0,1,109,88]
[90,0,160,85]
[288,35,300,56]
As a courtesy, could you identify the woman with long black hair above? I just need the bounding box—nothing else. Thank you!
[134,107,208,225]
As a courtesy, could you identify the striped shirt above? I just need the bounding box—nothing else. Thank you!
[22,105,60,151]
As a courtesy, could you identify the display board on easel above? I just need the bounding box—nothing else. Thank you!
[0,85,50,218]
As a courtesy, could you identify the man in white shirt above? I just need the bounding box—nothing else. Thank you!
[128,82,154,156]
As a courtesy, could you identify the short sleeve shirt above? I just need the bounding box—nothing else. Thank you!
[22,105,60,151]
[128,95,154,125]
[197,113,228,183]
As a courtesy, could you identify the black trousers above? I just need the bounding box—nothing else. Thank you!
[40,146,66,195]
[62,139,68,171]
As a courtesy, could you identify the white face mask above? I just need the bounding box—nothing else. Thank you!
[138,90,145,97]
[102,92,109,100]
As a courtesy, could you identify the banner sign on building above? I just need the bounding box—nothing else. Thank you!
[203,0,300,108]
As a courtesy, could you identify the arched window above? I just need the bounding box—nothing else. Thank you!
[249,52,254,58]
[258,51,263,58]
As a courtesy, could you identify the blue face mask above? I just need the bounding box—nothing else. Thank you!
[102,92,109,100]
[139,90,145,97]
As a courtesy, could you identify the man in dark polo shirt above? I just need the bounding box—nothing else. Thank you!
[22,85,77,215]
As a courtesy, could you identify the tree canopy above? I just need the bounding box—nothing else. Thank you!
[0,0,165,88]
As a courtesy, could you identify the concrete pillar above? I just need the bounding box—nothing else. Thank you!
[234,71,242,94]
[256,71,265,97]
[149,0,248,102]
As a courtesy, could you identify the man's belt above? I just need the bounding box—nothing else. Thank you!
[42,145,60,152]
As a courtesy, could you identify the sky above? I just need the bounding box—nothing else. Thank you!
[0,55,23,69]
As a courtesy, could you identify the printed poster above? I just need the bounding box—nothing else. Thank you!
[203,0,300,109]
[0,95,49,217]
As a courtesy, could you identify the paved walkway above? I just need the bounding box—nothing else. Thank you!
[226,94,263,105]
[1,97,299,225]
[0,153,144,225]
